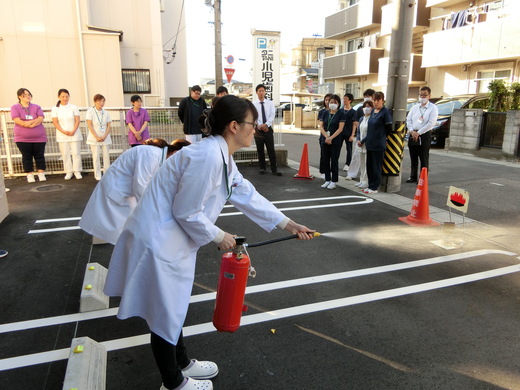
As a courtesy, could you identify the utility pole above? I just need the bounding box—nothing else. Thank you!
[383,0,416,192]
[214,0,223,88]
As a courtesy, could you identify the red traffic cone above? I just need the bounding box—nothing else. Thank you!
[398,167,440,226]
[294,143,313,180]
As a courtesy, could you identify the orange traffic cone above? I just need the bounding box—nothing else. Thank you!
[294,143,313,180]
[398,167,440,227]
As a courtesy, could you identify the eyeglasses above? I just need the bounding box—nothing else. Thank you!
[242,121,257,127]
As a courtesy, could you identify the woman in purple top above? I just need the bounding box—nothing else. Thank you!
[126,95,151,147]
[10,88,48,183]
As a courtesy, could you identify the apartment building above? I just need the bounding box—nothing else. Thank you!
[423,0,520,97]
[323,0,520,99]
[0,0,188,108]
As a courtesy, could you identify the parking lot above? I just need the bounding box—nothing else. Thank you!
[1,145,519,389]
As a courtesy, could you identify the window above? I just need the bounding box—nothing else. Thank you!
[346,38,363,53]
[476,69,511,93]
[122,69,151,94]
[345,83,359,96]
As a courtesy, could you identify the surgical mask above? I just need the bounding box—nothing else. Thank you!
[364,97,372,102]
[363,107,372,115]
[419,97,429,105]
[329,103,339,111]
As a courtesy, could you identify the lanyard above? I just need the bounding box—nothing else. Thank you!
[419,106,427,117]
[327,111,337,131]
[160,147,167,166]
[20,103,30,115]
[94,108,104,126]
[220,150,232,200]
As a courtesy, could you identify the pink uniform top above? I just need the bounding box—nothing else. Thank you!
[126,108,151,145]
[10,103,47,142]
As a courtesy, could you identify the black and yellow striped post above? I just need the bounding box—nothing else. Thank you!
[382,124,406,176]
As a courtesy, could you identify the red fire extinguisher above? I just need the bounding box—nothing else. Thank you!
[213,236,255,332]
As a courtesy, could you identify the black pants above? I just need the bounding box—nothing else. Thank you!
[366,149,385,191]
[15,142,46,172]
[150,331,191,389]
[321,140,342,182]
[408,132,431,179]
[343,134,353,166]
[254,128,277,172]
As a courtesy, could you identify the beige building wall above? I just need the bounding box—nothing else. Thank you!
[0,0,187,108]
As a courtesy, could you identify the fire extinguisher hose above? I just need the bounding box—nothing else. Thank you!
[247,232,320,248]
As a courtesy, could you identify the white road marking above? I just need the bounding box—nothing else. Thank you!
[489,182,505,187]
[1,249,513,334]
[26,196,373,233]
[1,263,519,371]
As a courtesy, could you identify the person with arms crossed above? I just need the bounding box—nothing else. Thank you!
[253,84,281,175]
[178,85,208,143]
[405,86,439,183]
[103,95,314,390]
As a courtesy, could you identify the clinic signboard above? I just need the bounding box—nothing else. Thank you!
[252,30,281,105]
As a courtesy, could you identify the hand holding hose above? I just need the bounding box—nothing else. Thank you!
[284,220,315,240]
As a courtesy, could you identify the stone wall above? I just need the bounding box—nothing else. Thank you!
[447,109,484,151]
[503,110,520,157]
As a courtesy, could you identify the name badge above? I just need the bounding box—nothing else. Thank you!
[25,115,34,120]
[418,116,424,124]
[100,126,106,131]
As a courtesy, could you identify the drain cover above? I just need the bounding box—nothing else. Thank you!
[34,184,63,192]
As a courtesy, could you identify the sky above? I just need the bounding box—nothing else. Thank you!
[184,0,339,85]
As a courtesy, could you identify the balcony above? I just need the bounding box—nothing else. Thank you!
[323,48,385,79]
[380,0,430,36]
[426,0,467,7]
[324,0,386,40]
[377,54,426,86]
[422,17,520,67]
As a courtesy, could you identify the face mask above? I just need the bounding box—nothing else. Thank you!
[364,97,372,102]
[329,103,338,111]
[419,97,429,105]
[363,107,372,115]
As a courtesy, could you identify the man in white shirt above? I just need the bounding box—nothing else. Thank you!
[253,84,281,175]
[405,86,439,183]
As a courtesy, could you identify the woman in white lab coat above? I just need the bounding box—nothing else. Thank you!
[103,95,315,390]
[79,138,190,245]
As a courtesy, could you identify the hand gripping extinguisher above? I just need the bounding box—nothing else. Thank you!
[213,236,255,332]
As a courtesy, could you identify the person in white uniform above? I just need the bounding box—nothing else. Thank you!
[103,95,315,390]
[79,138,190,245]
[86,94,112,180]
[51,89,83,180]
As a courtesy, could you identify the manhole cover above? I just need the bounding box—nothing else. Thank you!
[33,184,63,192]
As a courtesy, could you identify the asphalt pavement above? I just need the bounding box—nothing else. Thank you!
[1,134,519,390]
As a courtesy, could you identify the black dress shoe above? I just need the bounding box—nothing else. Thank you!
[259,169,266,174]
[272,171,282,176]
[406,177,417,183]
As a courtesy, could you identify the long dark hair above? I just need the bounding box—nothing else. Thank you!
[144,138,191,155]
[199,95,258,136]
[17,88,32,103]
[56,89,70,107]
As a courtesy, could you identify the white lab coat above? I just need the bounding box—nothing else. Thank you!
[104,135,287,345]
[79,145,168,245]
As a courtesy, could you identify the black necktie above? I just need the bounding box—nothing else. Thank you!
[260,101,267,124]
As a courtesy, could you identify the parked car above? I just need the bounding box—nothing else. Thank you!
[275,102,307,118]
[431,94,489,146]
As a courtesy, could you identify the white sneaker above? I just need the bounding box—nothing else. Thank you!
[38,173,46,181]
[181,359,218,380]
[27,173,35,183]
[358,182,368,189]
[160,378,213,390]
[344,176,353,181]
[321,181,331,188]
[354,182,362,187]
[363,188,378,194]
[343,164,349,171]
[95,175,102,181]
[327,182,337,190]
[320,174,325,179]
[74,172,83,179]
[64,173,73,180]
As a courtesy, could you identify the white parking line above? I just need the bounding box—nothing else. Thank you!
[1,250,513,334]
[1,263,519,371]
[27,196,373,233]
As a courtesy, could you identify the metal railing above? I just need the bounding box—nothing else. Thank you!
[0,107,283,176]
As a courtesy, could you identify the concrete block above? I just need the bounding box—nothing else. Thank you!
[92,236,109,245]
[62,337,107,390]
[80,263,109,312]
